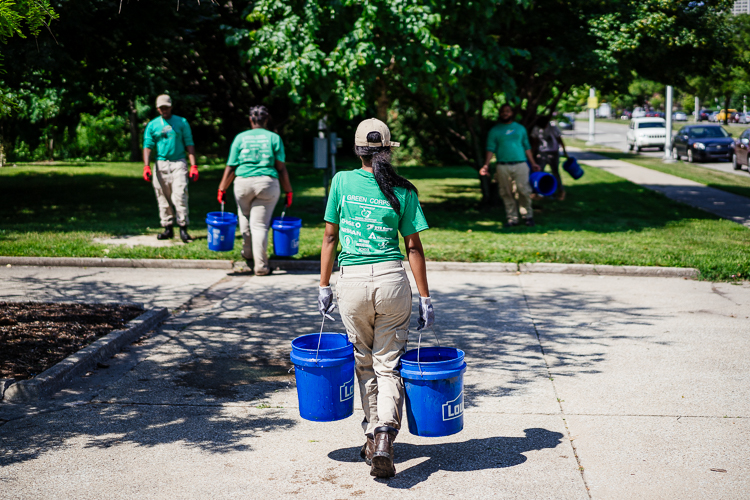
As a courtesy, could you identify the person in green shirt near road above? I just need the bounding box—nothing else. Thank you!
[318,118,434,479]
[143,94,199,242]
[479,103,541,227]
[217,106,293,275]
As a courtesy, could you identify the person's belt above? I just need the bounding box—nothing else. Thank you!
[496,160,526,165]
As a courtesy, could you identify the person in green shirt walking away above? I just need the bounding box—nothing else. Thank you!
[318,118,434,479]
[142,94,199,242]
[217,106,293,276]
[480,104,541,227]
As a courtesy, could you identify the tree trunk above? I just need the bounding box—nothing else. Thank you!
[128,100,141,162]
[375,78,389,121]
[723,94,731,126]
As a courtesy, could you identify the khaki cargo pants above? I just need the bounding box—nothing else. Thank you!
[233,175,280,274]
[496,162,533,223]
[153,159,189,227]
[335,261,412,436]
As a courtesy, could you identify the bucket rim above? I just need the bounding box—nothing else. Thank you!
[291,332,351,352]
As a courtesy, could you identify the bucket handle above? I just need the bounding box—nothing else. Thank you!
[415,326,441,376]
[313,310,347,365]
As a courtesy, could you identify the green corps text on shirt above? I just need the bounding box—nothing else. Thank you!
[324,169,429,267]
[227,129,285,179]
[486,122,531,163]
[143,115,194,161]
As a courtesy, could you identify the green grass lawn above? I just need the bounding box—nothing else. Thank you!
[1,160,748,281]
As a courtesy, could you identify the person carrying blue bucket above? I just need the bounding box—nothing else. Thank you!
[318,118,434,479]
[217,106,293,275]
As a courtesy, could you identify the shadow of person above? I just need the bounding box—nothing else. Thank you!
[327,427,564,488]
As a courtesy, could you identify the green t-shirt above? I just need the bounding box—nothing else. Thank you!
[143,115,194,161]
[486,122,530,163]
[324,169,429,266]
[227,129,285,178]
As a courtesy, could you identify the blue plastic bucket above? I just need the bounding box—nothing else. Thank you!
[205,212,238,252]
[272,216,302,257]
[529,171,558,197]
[563,157,584,180]
[400,347,467,437]
[290,333,355,422]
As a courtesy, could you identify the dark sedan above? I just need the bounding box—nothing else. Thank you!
[671,125,734,162]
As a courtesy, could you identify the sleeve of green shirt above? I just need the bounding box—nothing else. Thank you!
[181,118,195,147]
[520,126,531,151]
[143,122,155,149]
[227,135,241,167]
[273,134,286,162]
[323,174,341,224]
[486,127,497,153]
[398,190,429,237]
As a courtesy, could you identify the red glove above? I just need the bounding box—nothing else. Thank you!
[285,192,293,208]
[143,165,152,182]
[217,189,226,204]
[189,165,199,182]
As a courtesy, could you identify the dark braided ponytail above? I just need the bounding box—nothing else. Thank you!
[249,105,270,126]
[355,131,418,214]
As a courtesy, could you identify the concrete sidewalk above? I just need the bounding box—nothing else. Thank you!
[1,265,749,499]
[571,150,750,227]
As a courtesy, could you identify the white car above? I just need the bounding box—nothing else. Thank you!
[632,107,647,118]
[627,117,667,152]
[673,111,688,122]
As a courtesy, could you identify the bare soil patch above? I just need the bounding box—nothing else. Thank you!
[0,302,143,380]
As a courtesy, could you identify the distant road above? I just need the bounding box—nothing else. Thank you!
[562,118,750,177]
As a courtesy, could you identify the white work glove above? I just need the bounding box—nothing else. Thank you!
[318,286,335,321]
[417,296,434,331]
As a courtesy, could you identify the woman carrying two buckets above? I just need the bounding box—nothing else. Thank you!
[318,118,435,478]
[217,105,293,275]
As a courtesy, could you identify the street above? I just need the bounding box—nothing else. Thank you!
[563,118,750,176]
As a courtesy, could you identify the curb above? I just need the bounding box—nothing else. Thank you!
[0,256,699,279]
[518,262,699,278]
[0,256,232,269]
[2,307,170,402]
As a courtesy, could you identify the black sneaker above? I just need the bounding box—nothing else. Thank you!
[157,225,174,240]
[179,225,192,243]
[524,218,536,227]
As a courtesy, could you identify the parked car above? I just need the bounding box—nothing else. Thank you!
[620,110,632,120]
[697,109,710,121]
[673,111,688,122]
[732,128,750,170]
[627,117,667,152]
[632,107,647,118]
[556,112,576,131]
[671,125,734,162]
[715,109,738,122]
[708,111,720,122]
[738,112,750,124]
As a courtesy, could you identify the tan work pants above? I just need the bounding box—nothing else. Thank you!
[233,175,280,274]
[496,162,533,223]
[153,159,189,227]
[336,261,411,435]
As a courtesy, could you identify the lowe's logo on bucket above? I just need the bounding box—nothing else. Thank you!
[442,392,464,421]
[340,377,354,402]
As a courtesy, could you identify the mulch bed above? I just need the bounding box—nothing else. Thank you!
[0,302,143,381]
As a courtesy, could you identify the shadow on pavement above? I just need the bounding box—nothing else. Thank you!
[328,427,565,488]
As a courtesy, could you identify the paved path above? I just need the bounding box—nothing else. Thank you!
[1,265,749,499]
[570,150,750,228]
[564,119,750,176]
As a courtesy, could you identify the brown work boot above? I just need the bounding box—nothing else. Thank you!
[359,434,374,466]
[370,426,397,478]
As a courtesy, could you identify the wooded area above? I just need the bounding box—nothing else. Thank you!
[0,0,742,166]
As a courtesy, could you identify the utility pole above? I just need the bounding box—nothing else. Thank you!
[663,86,674,162]
[586,87,597,145]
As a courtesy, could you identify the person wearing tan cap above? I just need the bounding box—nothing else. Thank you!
[318,118,434,479]
[142,94,199,242]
